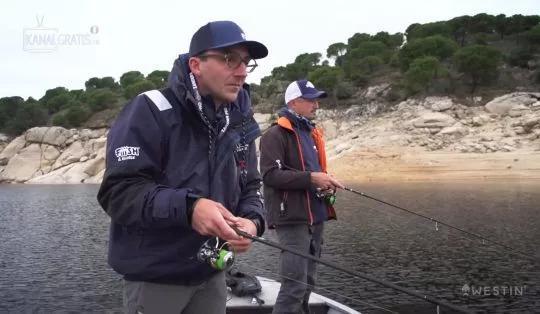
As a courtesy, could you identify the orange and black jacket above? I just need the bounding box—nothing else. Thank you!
[260,112,336,228]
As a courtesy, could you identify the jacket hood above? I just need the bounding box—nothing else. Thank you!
[167,53,193,102]
[167,53,254,118]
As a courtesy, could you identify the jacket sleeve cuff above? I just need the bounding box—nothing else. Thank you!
[185,193,203,226]
[153,188,191,228]
[250,217,264,236]
[302,171,313,188]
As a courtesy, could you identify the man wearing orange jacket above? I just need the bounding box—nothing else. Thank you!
[260,79,343,314]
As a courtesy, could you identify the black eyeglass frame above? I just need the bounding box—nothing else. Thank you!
[198,51,258,73]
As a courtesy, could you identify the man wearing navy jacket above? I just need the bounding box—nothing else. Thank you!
[97,21,267,314]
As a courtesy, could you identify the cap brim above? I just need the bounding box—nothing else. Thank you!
[302,91,327,100]
[243,41,268,59]
[200,40,268,59]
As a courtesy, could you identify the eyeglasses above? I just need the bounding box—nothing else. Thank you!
[199,52,258,73]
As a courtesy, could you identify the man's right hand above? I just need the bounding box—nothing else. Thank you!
[191,198,241,241]
[310,172,344,190]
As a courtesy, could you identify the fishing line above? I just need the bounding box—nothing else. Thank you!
[232,226,471,313]
[342,186,540,263]
[270,160,538,261]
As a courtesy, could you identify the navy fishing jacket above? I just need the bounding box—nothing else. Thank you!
[97,53,265,285]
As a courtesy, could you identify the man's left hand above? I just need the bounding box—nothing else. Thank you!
[226,218,256,253]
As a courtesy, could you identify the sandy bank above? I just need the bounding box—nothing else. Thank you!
[329,148,540,183]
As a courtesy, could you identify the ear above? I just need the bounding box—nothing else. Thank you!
[287,99,297,110]
[188,57,201,76]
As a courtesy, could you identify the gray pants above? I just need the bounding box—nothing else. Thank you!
[273,223,324,314]
[123,271,226,314]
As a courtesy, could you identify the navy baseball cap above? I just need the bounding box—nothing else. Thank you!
[284,80,328,104]
[189,21,268,59]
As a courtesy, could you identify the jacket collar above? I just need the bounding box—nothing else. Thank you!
[277,107,315,131]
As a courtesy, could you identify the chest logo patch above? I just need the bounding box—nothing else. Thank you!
[115,146,140,161]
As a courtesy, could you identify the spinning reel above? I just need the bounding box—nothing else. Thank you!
[197,237,235,271]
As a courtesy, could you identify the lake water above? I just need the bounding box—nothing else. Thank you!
[0,181,538,313]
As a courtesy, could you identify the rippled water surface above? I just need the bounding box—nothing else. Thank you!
[0,182,538,313]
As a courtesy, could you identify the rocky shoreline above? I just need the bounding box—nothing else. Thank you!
[1,91,539,184]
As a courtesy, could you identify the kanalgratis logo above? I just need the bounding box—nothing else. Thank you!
[23,16,99,52]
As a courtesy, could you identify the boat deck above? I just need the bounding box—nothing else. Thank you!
[226,276,360,314]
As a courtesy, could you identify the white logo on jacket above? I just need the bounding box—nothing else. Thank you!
[235,143,249,153]
[114,146,140,161]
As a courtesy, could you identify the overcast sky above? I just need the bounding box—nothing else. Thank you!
[1,0,538,99]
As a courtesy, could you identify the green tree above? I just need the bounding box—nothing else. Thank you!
[308,66,343,95]
[39,87,70,113]
[85,77,101,89]
[52,113,68,127]
[69,89,87,102]
[349,41,388,61]
[525,25,540,46]
[347,33,371,50]
[283,63,306,82]
[334,80,355,99]
[85,76,119,89]
[494,14,508,39]
[326,42,347,66]
[448,15,471,46]
[87,89,116,112]
[147,70,170,88]
[373,32,404,48]
[523,15,540,31]
[404,56,444,94]
[294,53,322,68]
[507,48,533,68]
[270,66,287,81]
[120,71,145,89]
[26,97,38,103]
[326,42,347,59]
[399,35,459,70]
[0,97,24,130]
[406,22,452,41]
[342,55,383,86]
[469,13,495,34]
[64,103,91,127]
[506,14,540,36]
[124,80,156,99]
[46,93,73,114]
[277,53,322,81]
[357,56,384,74]
[258,77,281,99]
[454,45,502,93]
[4,102,48,135]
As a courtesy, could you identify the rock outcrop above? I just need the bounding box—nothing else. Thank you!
[0,127,107,184]
[319,93,540,158]
[1,92,539,184]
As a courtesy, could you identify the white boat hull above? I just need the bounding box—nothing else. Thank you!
[226,276,360,314]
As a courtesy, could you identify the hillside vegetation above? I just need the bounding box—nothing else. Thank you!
[1,13,540,136]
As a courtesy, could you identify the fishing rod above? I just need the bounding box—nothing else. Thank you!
[271,160,538,262]
[231,226,472,314]
[342,186,539,262]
